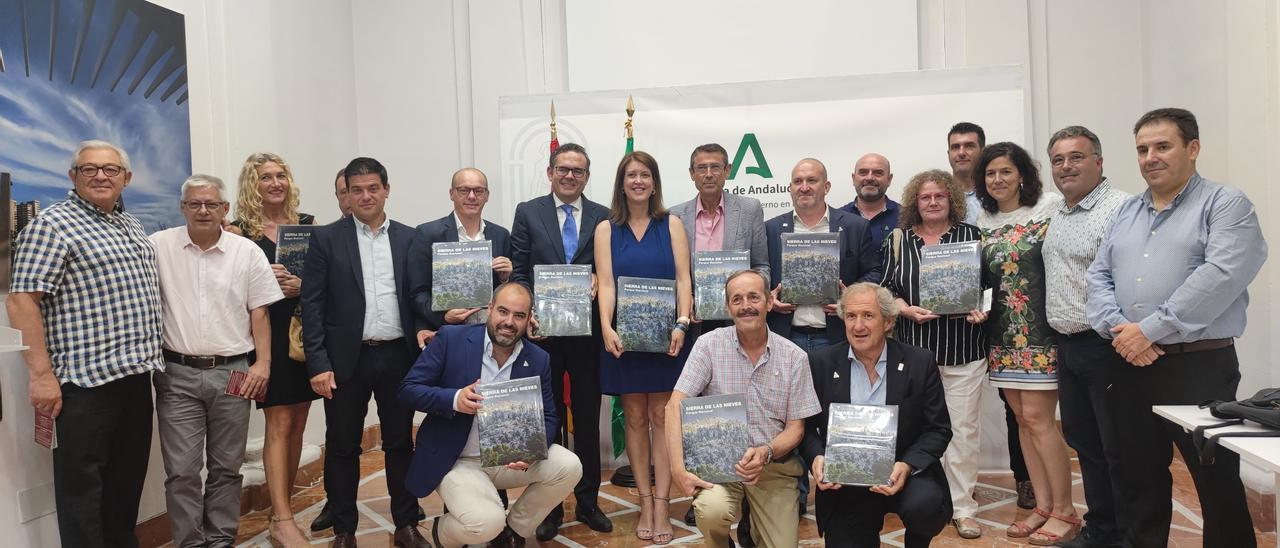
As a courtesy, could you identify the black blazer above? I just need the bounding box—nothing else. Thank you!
[407,212,512,332]
[765,205,882,340]
[800,339,952,533]
[509,194,610,288]
[301,215,418,381]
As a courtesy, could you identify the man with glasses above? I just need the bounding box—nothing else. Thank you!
[149,174,283,547]
[510,143,615,540]
[670,143,770,282]
[8,140,164,547]
[408,168,513,348]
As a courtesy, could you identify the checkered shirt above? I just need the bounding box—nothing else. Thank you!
[674,325,820,446]
[10,190,163,387]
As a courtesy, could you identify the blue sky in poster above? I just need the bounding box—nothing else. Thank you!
[0,0,191,233]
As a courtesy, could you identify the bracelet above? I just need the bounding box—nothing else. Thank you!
[673,322,689,333]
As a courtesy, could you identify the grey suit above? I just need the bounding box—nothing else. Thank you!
[669,192,770,279]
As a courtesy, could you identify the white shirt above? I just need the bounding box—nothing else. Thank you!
[357,216,403,340]
[790,210,830,329]
[455,333,525,458]
[150,227,284,355]
[554,195,584,240]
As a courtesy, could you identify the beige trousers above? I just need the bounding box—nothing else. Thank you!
[938,358,987,519]
[692,454,804,548]
[435,444,582,547]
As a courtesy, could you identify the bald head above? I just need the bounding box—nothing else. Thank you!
[792,158,828,181]
[852,153,893,203]
[789,158,831,214]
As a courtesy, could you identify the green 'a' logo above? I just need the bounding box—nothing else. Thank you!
[728,133,772,180]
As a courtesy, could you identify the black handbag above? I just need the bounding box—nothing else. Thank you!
[1192,388,1280,464]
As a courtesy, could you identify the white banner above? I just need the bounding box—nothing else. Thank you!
[498,65,1028,223]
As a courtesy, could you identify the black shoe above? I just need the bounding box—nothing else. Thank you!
[1016,480,1036,510]
[575,505,614,533]
[798,501,807,517]
[393,524,432,548]
[311,502,333,532]
[331,532,357,548]
[737,511,755,547]
[684,506,696,526]
[535,506,563,542]
[1053,527,1121,548]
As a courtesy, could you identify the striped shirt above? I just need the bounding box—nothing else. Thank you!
[1043,180,1129,335]
[675,326,821,447]
[879,223,986,365]
[10,190,164,387]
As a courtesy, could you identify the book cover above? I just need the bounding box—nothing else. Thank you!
[431,240,494,310]
[224,369,267,403]
[823,403,899,486]
[693,251,749,321]
[275,225,316,277]
[533,264,593,337]
[476,376,548,467]
[616,276,676,353]
[35,408,56,449]
[681,393,749,483]
[919,241,982,315]
[780,232,841,305]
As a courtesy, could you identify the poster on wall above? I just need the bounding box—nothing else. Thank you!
[0,0,191,243]
[497,66,1027,224]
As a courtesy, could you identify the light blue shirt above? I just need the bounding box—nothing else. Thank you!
[357,216,403,340]
[458,333,525,457]
[848,345,888,405]
[1086,173,1267,343]
[964,189,982,225]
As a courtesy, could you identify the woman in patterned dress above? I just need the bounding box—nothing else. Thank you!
[973,142,1078,546]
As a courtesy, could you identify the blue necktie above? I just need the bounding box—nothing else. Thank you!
[560,203,578,263]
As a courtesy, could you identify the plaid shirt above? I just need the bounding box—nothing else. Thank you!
[10,190,163,387]
[675,325,820,446]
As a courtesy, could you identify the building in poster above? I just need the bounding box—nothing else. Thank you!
[616,276,675,353]
[780,232,840,305]
[476,376,548,467]
[431,240,494,310]
[823,403,898,486]
[919,241,981,315]
[680,393,749,484]
[274,225,315,278]
[693,250,749,321]
[533,264,592,337]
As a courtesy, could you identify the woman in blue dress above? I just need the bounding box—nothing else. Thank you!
[594,150,692,545]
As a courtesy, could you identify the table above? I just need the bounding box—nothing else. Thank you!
[1154,405,1280,534]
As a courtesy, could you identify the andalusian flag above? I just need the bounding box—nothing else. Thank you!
[612,95,636,458]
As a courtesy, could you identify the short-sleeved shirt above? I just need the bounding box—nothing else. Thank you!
[150,227,285,356]
[10,190,163,387]
[674,326,821,446]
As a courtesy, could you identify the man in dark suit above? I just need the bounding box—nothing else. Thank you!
[766,158,881,351]
[509,143,614,539]
[801,282,952,547]
[301,157,429,547]
[399,283,581,547]
[408,168,513,347]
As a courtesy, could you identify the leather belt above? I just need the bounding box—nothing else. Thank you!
[792,325,826,335]
[1156,338,1234,355]
[362,338,403,347]
[163,349,250,369]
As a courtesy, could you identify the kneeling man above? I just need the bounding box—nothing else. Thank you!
[802,283,953,547]
[399,282,582,547]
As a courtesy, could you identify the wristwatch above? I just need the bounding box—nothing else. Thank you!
[761,444,774,463]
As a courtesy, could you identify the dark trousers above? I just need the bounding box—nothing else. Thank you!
[818,472,952,548]
[997,388,1030,482]
[788,329,831,505]
[322,342,418,534]
[538,335,602,509]
[1107,344,1255,548]
[54,372,154,548]
[1056,330,1123,540]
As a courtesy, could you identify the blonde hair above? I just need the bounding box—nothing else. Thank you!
[234,152,300,239]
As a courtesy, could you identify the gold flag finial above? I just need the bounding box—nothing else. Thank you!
[550,100,558,138]
[625,95,635,139]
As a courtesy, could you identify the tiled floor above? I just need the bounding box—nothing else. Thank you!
[218,451,1277,547]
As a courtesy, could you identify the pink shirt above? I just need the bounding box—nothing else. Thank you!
[694,195,725,252]
[150,227,284,356]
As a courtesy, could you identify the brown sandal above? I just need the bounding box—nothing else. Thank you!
[1029,512,1082,546]
[1007,507,1051,538]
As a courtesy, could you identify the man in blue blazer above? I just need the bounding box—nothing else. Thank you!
[301,157,428,547]
[400,283,582,547]
[801,283,952,547]
[766,158,882,351]
[407,168,512,347]
[509,143,614,538]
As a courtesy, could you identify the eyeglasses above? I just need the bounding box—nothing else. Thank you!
[692,163,725,174]
[452,186,489,197]
[1051,152,1097,167]
[74,164,124,178]
[917,192,950,203]
[181,201,227,212]
[553,166,587,178]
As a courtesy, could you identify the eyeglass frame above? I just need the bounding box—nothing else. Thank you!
[180,200,228,212]
[1050,152,1099,168]
[73,164,126,178]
